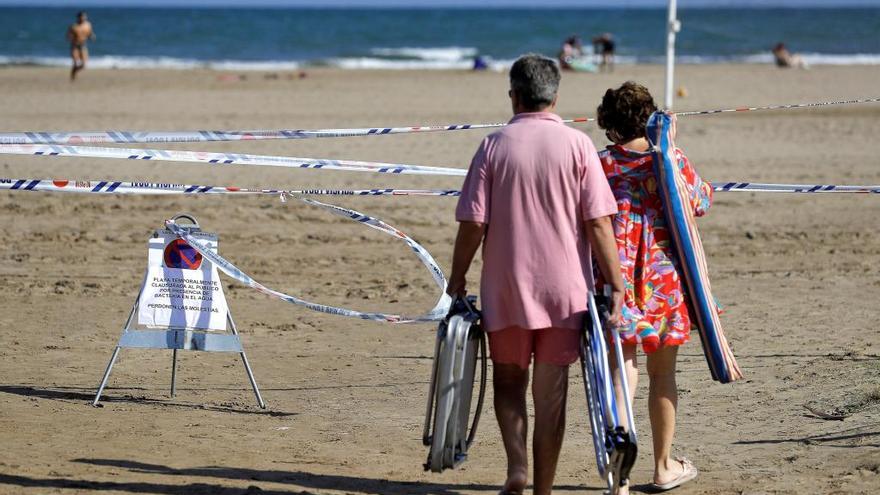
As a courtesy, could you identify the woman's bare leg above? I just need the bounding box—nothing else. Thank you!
[646,345,682,485]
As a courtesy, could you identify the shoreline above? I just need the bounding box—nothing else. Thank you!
[3,61,880,72]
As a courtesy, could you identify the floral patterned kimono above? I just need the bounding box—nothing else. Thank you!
[596,145,713,353]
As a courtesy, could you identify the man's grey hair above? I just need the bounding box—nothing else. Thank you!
[509,54,560,111]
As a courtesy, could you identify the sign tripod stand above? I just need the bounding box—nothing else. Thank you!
[93,214,266,408]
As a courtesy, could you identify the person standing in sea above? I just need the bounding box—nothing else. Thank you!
[447,54,625,495]
[66,11,95,81]
[592,33,615,72]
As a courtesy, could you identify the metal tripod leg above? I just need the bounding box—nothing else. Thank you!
[228,313,266,409]
[93,346,121,406]
[93,301,138,407]
[170,349,178,397]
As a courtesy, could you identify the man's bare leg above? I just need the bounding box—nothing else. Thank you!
[646,345,682,485]
[70,47,83,81]
[493,363,529,494]
[532,362,569,495]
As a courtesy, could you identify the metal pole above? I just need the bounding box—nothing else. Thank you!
[664,0,680,110]
[170,349,178,397]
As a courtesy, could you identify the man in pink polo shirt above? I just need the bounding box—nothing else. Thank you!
[447,54,625,495]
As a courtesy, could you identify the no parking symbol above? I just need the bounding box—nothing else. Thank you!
[163,239,202,269]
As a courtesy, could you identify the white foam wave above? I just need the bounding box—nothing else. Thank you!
[1,52,878,71]
[0,55,300,71]
[799,52,880,65]
[369,46,478,61]
[671,53,880,65]
[326,56,514,71]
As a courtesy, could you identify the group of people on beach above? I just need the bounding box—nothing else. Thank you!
[558,34,616,72]
[449,54,707,494]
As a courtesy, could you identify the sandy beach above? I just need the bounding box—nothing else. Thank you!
[0,63,879,494]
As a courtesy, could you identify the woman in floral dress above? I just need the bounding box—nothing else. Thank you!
[595,82,711,493]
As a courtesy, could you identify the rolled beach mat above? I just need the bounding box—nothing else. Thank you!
[646,111,743,383]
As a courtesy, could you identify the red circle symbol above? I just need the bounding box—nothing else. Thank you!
[163,239,202,269]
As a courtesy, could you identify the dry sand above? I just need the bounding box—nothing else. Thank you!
[0,64,878,494]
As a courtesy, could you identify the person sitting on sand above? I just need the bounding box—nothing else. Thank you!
[66,11,96,81]
[595,81,710,494]
[558,35,583,70]
[772,42,807,69]
[448,54,625,495]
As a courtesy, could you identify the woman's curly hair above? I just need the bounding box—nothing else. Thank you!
[596,81,657,144]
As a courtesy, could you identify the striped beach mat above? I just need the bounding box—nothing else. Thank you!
[647,111,743,383]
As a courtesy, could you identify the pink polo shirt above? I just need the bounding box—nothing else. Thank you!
[456,112,617,331]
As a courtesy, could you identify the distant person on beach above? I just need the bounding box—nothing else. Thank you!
[472,55,489,71]
[772,42,807,69]
[66,11,95,81]
[593,33,615,72]
[557,35,583,70]
[595,81,710,494]
[448,54,624,495]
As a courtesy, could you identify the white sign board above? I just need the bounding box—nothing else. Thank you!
[137,230,228,331]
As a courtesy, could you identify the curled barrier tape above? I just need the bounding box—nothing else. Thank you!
[0,97,876,145]
[3,95,877,324]
[2,178,879,196]
[2,177,876,325]
[0,144,468,177]
[167,196,452,324]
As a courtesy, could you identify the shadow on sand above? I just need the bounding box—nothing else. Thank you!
[733,422,880,448]
[46,458,603,495]
[0,385,294,417]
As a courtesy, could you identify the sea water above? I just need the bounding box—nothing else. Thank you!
[2,6,878,70]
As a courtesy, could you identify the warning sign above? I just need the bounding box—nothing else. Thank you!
[137,231,228,331]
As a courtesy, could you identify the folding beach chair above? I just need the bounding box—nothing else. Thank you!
[581,290,638,494]
[422,295,488,472]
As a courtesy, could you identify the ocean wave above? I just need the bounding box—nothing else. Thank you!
[0,55,300,71]
[325,56,512,71]
[1,52,879,71]
[369,46,478,62]
[657,53,880,65]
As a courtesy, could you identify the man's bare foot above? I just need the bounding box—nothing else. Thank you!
[499,468,527,494]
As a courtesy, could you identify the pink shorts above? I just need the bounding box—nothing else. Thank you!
[488,326,581,369]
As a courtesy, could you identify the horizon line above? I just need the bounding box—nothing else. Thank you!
[4,2,878,7]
